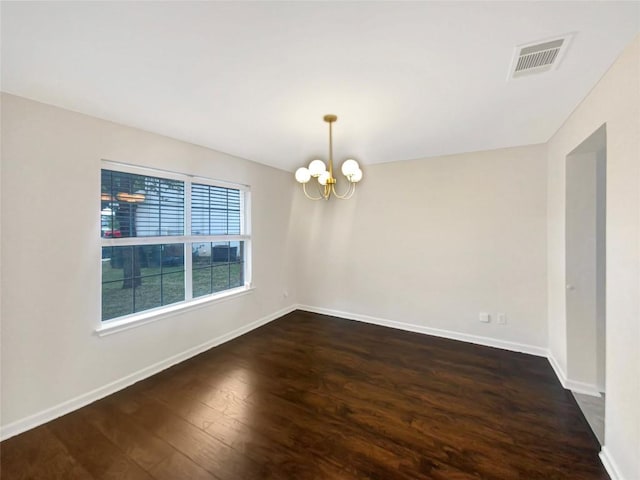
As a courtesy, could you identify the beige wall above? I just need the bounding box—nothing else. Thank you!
[547,36,639,478]
[0,94,297,431]
[1,35,638,480]
[293,144,548,351]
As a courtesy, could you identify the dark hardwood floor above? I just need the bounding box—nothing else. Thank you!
[1,311,607,479]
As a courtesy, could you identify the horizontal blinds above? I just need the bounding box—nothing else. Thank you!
[191,183,241,235]
[101,169,244,239]
[101,170,184,237]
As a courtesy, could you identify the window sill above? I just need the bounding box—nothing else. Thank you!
[96,285,255,337]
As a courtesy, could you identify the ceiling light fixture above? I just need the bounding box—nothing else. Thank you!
[294,114,363,200]
[116,192,146,203]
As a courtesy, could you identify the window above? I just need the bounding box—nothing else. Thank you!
[100,162,250,323]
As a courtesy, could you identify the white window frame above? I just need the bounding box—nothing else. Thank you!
[97,160,252,336]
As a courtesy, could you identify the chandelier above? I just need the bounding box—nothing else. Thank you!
[294,114,363,200]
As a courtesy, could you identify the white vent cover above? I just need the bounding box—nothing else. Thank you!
[509,34,573,79]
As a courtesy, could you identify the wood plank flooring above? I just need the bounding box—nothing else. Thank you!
[1,311,608,479]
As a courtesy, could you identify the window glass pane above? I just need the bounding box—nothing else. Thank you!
[192,242,211,268]
[191,241,244,298]
[231,240,244,263]
[229,264,243,289]
[140,244,162,268]
[191,184,242,235]
[212,243,231,262]
[101,170,184,237]
[102,280,133,321]
[227,190,241,235]
[101,166,249,322]
[101,244,185,321]
[191,184,210,235]
[162,244,184,268]
[211,209,227,235]
[102,246,134,320]
[212,264,229,293]
[230,241,244,288]
[163,271,185,305]
[192,267,212,298]
[192,242,211,298]
[135,272,161,313]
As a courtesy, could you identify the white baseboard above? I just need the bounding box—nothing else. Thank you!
[599,446,624,480]
[296,305,548,357]
[547,350,569,387]
[0,305,607,443]
[565,379,602,397]
[296,306,604,399]
[547,350,602,397]
[0,304,296,441]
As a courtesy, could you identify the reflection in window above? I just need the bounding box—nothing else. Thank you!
[101,164,250,323]
[192,242,244,298]
[101,245,185,321]
[101,170,184,238]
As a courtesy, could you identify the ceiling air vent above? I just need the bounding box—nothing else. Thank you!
[509,34,572,79]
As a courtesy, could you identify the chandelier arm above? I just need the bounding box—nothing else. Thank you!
[330,180,355,199]
[343,182,357,199]
[347,182,357,199]
[302,183,324,201]
[318,182,332,200]
[344,182,357,200]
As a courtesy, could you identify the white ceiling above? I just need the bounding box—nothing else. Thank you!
[2,1,638,172]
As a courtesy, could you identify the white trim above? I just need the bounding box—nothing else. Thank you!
[102,159,188,183]
[547,350,569,387]
[184,181,193,301]
[301,306,604,395]
[3,305,610,445]
[192,175,251,192]
[100,161,252,324]
[0,304,296,441]
[243,191,252,287]
[184,243,193,301]
[102,159,251,191]
[565,378,602,397]
[101,234,250,247]
[547,349,602,396]
[599,446,624,480]
[96,286,254,336]
[296,305,548,357]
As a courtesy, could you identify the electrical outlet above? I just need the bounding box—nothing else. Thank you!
[479,312,490,323]
[497,313,507,325]
[283,289,289,298]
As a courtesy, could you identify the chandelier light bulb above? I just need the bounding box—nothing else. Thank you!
[295,167,311,184]
[308,159,327,177]
[341,159,359,177]
[318,171,330,186]
[350,168,363,183]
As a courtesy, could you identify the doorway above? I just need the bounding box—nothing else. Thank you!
[565,124,606,443]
